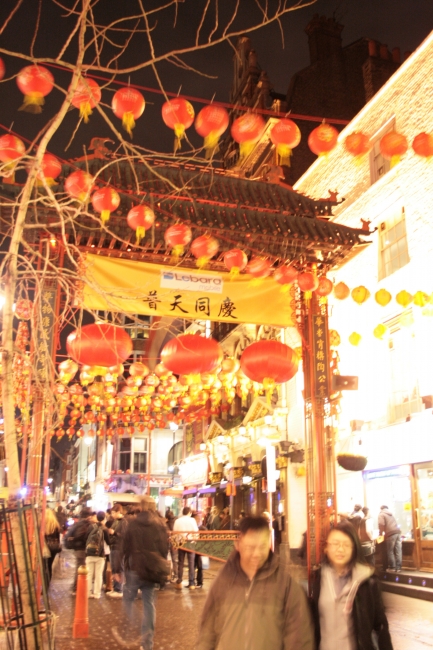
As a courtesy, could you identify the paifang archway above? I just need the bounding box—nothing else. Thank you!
[14,151,371,582]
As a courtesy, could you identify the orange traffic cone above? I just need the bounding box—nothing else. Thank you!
[72,565,89,638]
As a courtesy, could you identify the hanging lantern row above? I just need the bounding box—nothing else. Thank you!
[49,330,299,441]
[344,129,433,166]
[331,281,433,309]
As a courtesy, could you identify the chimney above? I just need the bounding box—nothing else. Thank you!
[379,44,389,60]
[368,40,378,57]
[392,47,401,64]
[305,14,344,64]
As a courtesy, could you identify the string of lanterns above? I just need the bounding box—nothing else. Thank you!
[42,328,299,442]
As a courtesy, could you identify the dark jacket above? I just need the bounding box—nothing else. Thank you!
[109,516,128,549]
[64,518,93,551]
[309,566,393,650]
[122,511,169,583]
[378,509,400,538]
[196,549,314,650]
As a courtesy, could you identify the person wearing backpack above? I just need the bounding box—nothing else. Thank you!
[85,511,110,599]
[64,507,94,595]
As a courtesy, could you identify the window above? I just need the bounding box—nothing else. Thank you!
[118,436,147,473]
[378,207,409,280]
[387,315,421,423]
[119,437,131,472]
[370,120,394,185]
[133,437,147,473]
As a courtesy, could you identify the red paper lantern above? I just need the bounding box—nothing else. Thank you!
[0,58,5,81]
[297,272,319,292]
[16,65,54,113]
[65,170,94,201]
[380,131,408,166]
[37,153,62,184]
[270,118,301,165]
[66,323,133,367]
[315,276,333,297]
[231,113,265,159]
[334,282,350,300]
[92,187,121,224]
[161,335,222,376]
[0,135,25,164]
[223,248,248,277]
[246,257,271,279]
[127,204,155,244]
[412,132,433,159]
[164,223,192,257]
[112,87,145,136]
[240,340,298,387]
[274,265,298,286]
[344,132,372,159]
[71,77,101,123]
[308,123,338,156]
[190,235,219,267]
[195,105,229,155]
[162,98,195,149]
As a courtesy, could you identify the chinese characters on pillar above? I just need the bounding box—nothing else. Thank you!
[312,314,330,399]
[35,289,57,382]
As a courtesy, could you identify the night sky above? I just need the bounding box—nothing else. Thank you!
[0,0,432,159]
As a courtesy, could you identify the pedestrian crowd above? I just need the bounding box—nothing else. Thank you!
[42,500,395,650]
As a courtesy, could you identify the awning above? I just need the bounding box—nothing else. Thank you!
[182,488,198,497]
[197,486,217,496]
[160,487,184,497]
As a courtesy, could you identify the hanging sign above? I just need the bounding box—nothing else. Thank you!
[312,311,330,399]
[81,254,294,327]
[35,287,57,383]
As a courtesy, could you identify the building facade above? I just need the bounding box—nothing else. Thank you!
[295,30,433,570]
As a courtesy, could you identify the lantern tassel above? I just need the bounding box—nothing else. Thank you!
[171,245,185,263]
[229,266,240,280]
[204,131,220,158]
[196,256,210,269]
[239,140,255,161]
[19,92,45,114]
[135,226,145,245]
[101,210,111,224]
[122,112,136,137]
[174,124,186,152]
[277,144,292,167]
[390,154,401,168]
[263,377,275,404]
[80,101,93,123]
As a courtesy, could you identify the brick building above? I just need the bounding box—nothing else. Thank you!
[223,15,404,184]
[295,30,433,570]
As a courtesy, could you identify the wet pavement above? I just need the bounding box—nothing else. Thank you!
[49,549,433,650]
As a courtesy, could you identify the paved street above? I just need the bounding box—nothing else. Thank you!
[49,550,433,650]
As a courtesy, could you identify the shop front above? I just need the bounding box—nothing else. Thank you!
[338,411,433,571]
[179,453,210,515]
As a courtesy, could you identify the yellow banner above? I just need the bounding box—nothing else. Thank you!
[81,254,294,327]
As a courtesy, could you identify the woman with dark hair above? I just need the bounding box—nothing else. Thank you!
[310,521,393,650]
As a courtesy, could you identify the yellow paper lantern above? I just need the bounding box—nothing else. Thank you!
[375,289,392,306]
[396,290,413,308]
[329,330,341,347]
[413,291,429,307]
[349,332,362,346]
[351,286,370,304]
[373,324,387,339]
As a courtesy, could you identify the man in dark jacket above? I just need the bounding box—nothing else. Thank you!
[378,505,402,572]
[196,515,314,650]
[115,496,169,650]
[107,503,128,597]
[64,507,93,594]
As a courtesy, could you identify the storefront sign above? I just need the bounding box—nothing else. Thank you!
[249,462,262,478]
[233,466,244,480]
[179,453,208,487]
[312,312,330,399]
[35,288,57,382]
[276,456,289,469]
[185,420,204,457]
[209,471,223,484]
[82,254,294,327]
